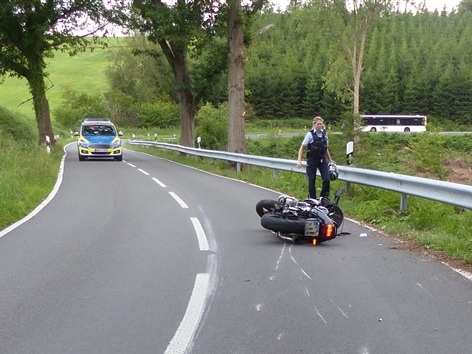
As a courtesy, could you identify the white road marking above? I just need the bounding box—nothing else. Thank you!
[127,162,136,168]
[165,273,210,354]
[138,168,149,175]
[169,192,189,209]
[190,217,209,251]
[152,177,167,188]
[442,262,472,281]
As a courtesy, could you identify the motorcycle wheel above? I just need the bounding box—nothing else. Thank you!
[261,214,305,234]
[256,199,277,217]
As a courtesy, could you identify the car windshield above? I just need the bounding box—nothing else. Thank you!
[82,125,116,136]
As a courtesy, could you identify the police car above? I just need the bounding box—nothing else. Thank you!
[74,118,123,161]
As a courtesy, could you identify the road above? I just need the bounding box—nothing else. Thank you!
[0,145,471,354]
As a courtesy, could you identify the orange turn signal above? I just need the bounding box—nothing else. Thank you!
[324,224,335,238]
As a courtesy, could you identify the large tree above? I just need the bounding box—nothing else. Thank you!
[227,0,265,154]
[131,0,220,147]
[320,0,388,116]
[0,0,122,146]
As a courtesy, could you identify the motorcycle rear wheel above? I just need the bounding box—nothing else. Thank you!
[260,214,305,234]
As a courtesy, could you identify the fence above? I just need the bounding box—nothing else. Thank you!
[128,140,472,211]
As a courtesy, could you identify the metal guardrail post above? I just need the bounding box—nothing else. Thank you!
[400,193,408,212]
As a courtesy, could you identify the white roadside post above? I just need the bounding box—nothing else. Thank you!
[345,141,354,192]
[45,135,51,154]
[346,141,354,165]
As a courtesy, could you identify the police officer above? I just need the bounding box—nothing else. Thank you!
[297,116,334,199]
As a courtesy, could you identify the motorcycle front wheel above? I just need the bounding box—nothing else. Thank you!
[260,214,305,234]
[255,199,277,217]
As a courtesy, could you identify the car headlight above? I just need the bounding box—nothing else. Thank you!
[78,140,90,148]
[111,140,122,148]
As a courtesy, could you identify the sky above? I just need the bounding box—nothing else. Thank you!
[270,0,462,12]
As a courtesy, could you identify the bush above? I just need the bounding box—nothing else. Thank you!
[195,102,228,150]
[139,100,179,128]
[54,88,108,130]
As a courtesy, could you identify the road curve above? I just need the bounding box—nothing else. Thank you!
[0,145,471,354]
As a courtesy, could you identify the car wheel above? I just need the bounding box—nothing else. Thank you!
[115,155,123,161]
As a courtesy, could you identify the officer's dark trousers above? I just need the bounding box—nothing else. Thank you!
[306,157,330,199]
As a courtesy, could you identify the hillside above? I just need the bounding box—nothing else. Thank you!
[0,37,125,120]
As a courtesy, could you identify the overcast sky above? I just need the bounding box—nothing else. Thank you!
[270,0,461,12]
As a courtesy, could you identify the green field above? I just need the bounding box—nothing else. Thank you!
[0,38,125,119]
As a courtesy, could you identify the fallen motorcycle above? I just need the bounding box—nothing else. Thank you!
[255,188,344,246]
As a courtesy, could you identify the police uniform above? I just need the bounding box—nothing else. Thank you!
[301,129,330,198]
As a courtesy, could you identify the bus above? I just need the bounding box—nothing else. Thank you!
[360,115,427,133]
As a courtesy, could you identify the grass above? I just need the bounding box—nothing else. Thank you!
[0,37,124,119]
[0,137,63,228]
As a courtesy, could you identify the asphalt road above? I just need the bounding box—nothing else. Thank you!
[0,145,471,354]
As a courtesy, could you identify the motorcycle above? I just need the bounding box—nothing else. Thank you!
[255,188,344,246]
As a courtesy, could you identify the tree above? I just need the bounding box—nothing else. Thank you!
[131,0,221,147]
[0,0,123,146]
[320,0,388,116]
[227,0,265,154]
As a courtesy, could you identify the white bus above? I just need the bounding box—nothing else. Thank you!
[360,115,427,133]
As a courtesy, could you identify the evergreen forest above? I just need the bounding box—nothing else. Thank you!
[243,4,472,125]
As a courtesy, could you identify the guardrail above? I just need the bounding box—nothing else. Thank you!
[128,140,472,211]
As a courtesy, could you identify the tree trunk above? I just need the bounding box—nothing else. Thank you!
[159,39,195,147]
[178,88,195,148]
[28,63,55,147]
[227,0,246,154]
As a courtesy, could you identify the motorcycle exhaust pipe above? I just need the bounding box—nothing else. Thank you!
[275,232,299,243]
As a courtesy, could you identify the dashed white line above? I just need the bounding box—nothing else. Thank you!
[190,217,209,251]
[152,177,167,188]
[169,192,189,209]
[138,168,149,175]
